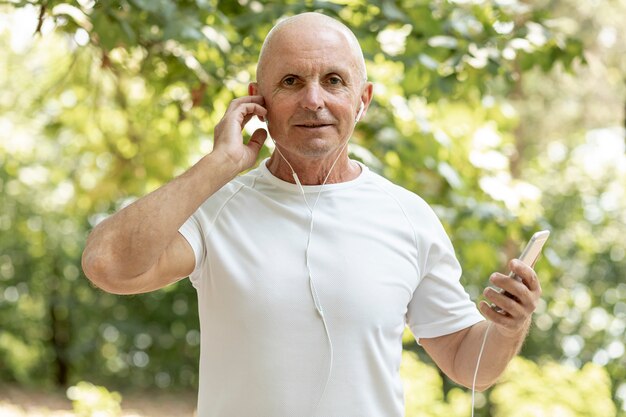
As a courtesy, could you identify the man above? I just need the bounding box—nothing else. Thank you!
[82,12,541,417]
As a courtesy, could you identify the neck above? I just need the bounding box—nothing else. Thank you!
[266,146,361,185]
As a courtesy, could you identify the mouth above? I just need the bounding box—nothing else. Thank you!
[294,123,333,129]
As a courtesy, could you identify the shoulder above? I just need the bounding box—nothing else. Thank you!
[362,170,452,250]
[195,166,263,216]
[364,170,438,219]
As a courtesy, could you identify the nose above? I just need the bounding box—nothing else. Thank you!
[300,82,324,111]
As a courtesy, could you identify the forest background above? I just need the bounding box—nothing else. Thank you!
[0,0,625,416]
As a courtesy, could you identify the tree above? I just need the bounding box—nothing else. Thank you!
[4,0,619,415]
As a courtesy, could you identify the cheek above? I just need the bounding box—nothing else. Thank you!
[266,108,286,129]
[263,101,282,125]
[265,96,291,121]
[331,103,357,124]
[326,92,359,116]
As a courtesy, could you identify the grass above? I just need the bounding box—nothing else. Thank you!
[0,385,197,417]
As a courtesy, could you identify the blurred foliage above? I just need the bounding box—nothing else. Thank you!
[400,350,470,417]
[0,0,624,416]
[490,357,616,417]
[66,381,122,417]
[400,353,616,417]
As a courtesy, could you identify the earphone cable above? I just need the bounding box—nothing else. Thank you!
[471,321,492,417]
[269,136,350,416]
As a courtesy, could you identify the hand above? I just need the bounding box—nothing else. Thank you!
[212,95,268,173]
[479,259,542,338]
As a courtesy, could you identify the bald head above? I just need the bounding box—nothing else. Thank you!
[256,12,367,86]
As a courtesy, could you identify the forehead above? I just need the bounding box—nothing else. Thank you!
[262,26,361,79]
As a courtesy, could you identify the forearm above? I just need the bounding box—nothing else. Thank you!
[82,152,237,283]
[422,261,541,392]
[454,319,530,391]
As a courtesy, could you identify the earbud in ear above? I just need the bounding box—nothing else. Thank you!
[355,102,365,124]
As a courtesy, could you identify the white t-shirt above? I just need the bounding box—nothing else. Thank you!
[179,159,484,417]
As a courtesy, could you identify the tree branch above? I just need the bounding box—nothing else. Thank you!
[33,1,46,36]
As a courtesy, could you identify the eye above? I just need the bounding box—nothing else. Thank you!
[282,76,297,86]
[328,76,343,85]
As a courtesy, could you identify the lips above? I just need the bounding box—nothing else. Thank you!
[294,122,334,128]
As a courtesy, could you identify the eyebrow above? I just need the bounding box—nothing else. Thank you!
[277,65,353,79]
[325,66,351,75]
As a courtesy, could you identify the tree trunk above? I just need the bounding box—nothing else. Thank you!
[49,265,70,387]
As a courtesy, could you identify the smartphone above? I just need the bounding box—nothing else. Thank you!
[492,230,550,313]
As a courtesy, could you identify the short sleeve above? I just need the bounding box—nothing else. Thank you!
[175,180,246,288]
[406,217,484,342]
[178,214,205,288]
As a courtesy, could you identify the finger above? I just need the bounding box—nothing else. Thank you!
[478,301,515,325]
[246,128,268,155]
[227,95,265,111]
[224,103,267,130]
[509,259,541,292]
[489,272,540,313]
[479,301,532,337]
[490,272,526,298]
[483,287,525,317]
[242,113,255,127]
[236,103,267,122]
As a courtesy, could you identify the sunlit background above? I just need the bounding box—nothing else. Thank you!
[1,1,625,416]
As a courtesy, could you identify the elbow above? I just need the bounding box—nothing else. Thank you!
[454,378,494,392]
[452,378,493,393]
[82,249,114,292]
[450,370,497,392]
[81,249,131,295]
[472,381,495,392]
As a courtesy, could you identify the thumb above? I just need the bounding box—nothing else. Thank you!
[246,128,268,156]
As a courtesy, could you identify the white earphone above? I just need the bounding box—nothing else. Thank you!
[355,101,365,124]
[265,98,488,417]
[266,130,350,417]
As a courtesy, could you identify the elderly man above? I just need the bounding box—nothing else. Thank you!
[82,12,541,417]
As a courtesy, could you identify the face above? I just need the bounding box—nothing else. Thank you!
[250,25,372,159]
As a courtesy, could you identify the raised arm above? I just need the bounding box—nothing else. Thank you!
[81,96,268,294]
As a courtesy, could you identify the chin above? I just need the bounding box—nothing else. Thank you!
[298,139,346,158]
[273,129,347,157]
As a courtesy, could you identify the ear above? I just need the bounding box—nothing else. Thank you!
[248,82,264,122]
[358,81,374,120]
[248,82,259,96]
